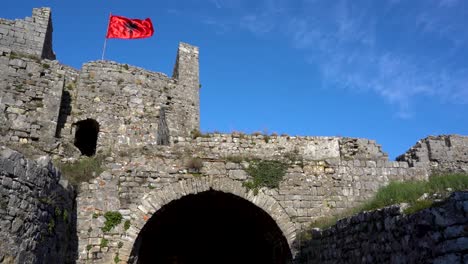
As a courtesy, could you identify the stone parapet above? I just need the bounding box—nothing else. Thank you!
[174,133,388,161]
[0,7,55,60]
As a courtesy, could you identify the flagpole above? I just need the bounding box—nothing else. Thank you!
[101,12,112,60]
[101,39,108,61]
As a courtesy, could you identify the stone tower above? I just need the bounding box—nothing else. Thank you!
[60,43,201,154]
[171,42,200,137]
[0,7,55,60]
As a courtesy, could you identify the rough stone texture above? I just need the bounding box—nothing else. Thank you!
[57,46,200,151]
[0,8,55,60]
[0,8,468,264]
[0,46,78,151]
[0,39,198,155]
[397,135,468,173]
[73,134,432,263]
[77,177,297,263]
[297,191,468,264]
[0,147,76,263]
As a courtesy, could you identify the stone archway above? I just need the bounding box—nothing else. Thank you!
[117,178,297,263]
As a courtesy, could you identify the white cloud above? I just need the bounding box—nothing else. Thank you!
[284,1,467,117]
[200,0,468,117]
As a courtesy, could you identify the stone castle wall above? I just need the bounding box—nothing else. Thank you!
[58,46,200,153]
[297,191,468,263]
[397,135,468,173]
[0,46,78,149]
[0,147,76,263]
[0,8,55,60]
[0,43,199,157]
[75,134,432,262]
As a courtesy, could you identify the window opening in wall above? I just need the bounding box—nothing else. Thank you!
[74,119,99,156]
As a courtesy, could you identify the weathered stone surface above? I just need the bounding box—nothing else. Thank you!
[0,8,55,60]
[0,147,76,263]
[397,135,468,173]
[297,192,468,264]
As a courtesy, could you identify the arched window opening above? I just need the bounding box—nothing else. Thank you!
[74,119,99,156]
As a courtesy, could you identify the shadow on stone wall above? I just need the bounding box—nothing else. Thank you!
[0,147,78,263]
[56,90,72,139]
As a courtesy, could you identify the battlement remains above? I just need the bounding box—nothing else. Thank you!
[0,7,55,60]
[58,42,200,155]
[0,40,200,156]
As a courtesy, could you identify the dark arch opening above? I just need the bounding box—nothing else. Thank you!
[73,119,99,156]
[130,190,292,264]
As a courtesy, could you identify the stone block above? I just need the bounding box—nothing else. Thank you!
[303,139,340,160]
[228,169,247,180]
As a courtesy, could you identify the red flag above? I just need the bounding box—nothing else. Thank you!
[106,15,154,39]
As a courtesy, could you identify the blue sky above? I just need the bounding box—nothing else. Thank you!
[2,0,468,159]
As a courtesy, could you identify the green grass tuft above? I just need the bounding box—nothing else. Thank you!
[403,200,434,214]
[360,173,468,212]
[124,220,131,231]
[309,173,468,230]
[100,238,109,248]
[55,155,105,187]
[426,173,468,192]
[360,181,427,211]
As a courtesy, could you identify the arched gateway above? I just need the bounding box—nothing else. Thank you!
[117,178,297,263]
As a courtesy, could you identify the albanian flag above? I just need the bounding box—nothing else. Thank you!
[106,15,154,39]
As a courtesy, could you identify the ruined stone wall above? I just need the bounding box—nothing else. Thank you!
[397,135,468,173]
[0,10,202,157]
[0,147,76,263]
[58,43,200,154]
[0,8,55,60]
[0,47,78,150]
[297,191,468,264]
[74,134,430,262]
[0,6,200,157]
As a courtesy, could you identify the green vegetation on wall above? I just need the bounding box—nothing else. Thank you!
[243,159,287,194]
[310,173,468,230]
[102,211,123,232]
[124,220,131,231]
[361,173,468,212]
[55,155,105,187]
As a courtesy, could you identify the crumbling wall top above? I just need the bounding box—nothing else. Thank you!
[0,7,55,60]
